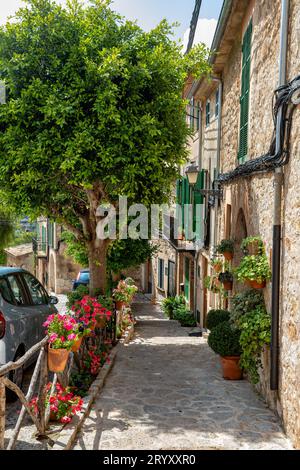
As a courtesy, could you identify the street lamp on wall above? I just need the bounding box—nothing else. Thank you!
[185,165,223,206]
[185,164,200,186]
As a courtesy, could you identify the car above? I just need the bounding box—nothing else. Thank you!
[72,269,90,290]
[0,267,58,396]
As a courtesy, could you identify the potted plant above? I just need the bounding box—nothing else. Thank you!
[241,236,264,256]
[211,258,223,273]
[43,313,82,372]
[235,254,271,289]
[217,239,234,261]
[218,271,233,291]
[207,321,243,380]
[71,295,112,330]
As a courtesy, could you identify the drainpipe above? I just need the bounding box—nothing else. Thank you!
[270,0,289,391]
[213,78,223,249]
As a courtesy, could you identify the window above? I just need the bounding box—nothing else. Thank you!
[157,259,164,290]
[215,89,219,117]
[7,275,27,306]
[205,101,210,126]
[22,273,48,305]
[238,19,252,162]
[0,277,15,304]
[189,97,195,131]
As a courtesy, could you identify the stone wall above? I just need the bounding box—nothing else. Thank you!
[151,239,176,301]
[216,0,300,448]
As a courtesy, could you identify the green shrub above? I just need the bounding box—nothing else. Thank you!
[173,305,196,327]
[208,321,241,357]
[235,254,271,284]
[161,295,185,319]
[66,285,89,308]
[239,306,271,384]
[241,236,264,256]
[206,309,230,330]
[230,289,265,329]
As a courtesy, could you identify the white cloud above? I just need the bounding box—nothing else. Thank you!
[183,17,218,51]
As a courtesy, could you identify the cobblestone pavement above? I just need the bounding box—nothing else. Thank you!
[73,301,293,450]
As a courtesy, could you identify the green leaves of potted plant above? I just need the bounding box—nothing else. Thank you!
[211,258,223,273]
[241,236,265,256]
[207,321,242,380]
[235,254,271,289]
[218,271,233,291]
[206,309,230,330]
[217,239,234,261]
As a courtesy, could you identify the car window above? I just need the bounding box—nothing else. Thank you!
[0,277,15,304]
[6,275,27,306]
[22,273,48,306]
[79,272,89,282]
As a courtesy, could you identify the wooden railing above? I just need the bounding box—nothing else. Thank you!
[0,309,117,450]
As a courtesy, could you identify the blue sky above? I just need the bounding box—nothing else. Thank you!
[0,1,223,45]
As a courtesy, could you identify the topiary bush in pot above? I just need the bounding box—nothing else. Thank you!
[206,309,231,331]
[208,321,242,357]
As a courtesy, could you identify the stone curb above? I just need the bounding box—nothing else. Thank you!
[51,323,135,451]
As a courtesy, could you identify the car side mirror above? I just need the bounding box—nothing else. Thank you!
[49,295,59,305]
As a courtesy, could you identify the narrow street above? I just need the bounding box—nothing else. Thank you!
[73,300,292,450]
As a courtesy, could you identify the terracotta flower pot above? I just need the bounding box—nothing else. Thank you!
[96,316,107,329]
[71,337,82,353]
[246,279,266,289]
[220,356,243,380]
[115,300,125,311]
[247,241,262,256]
[222,281,233,291]
[49,411,59,422]
[48,346,70,373]
[214,264,222,273]
[223,251,233,261]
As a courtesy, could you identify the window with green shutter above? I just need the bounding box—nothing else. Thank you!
[205,101,210,126]
[238,19,252,162]
[193,170,205,240]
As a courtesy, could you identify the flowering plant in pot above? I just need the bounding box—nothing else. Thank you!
[211,258,223,273]
[235,254,271,289]
[113,280,137,308]
[29,382,83,424]
[71,295,112,330]
[218,271,233,291]
[207,321,242,380]
[44,313,84,372]
[216,239,234,261]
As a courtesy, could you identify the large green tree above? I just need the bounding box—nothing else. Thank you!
[0,0,210,294]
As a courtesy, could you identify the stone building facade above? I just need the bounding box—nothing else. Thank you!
[153,0,300,448]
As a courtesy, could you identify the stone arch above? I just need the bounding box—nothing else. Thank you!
[233,208,248,267]
[49,253,56,293]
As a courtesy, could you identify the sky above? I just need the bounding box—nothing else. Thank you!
[0,0,223,48]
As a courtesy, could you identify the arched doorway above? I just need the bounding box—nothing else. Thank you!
[234,208,248,267]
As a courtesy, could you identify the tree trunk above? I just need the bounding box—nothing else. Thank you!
[88,240,109,296]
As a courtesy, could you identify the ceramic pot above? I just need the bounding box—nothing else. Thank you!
[220,356,243,380]
[115,300,125,311]
[246,279,266,289]
[71,337,82,353]
[48,346,69,373]
[223,251,233,261]
[96,316,107,329]
[222,281,233,291]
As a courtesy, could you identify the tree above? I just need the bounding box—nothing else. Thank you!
[0,0,211,294]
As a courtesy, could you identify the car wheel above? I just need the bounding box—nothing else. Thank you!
[6,351,24,402]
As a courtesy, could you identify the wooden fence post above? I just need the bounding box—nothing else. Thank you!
[0,377,5,450]
[37,347,48,436]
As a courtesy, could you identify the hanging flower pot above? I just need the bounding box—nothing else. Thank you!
[218,271,233,291]
[247,279,266,289]
[223,251,233,261]
[223,280,233,291]
[241,237,264,256]
[216,240,234,261]
[115,300,125,311]
[220,356,243,380]
[48,346,70,373]
[71,337,82,353]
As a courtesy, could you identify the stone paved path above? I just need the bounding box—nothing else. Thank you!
[73,301,293,450]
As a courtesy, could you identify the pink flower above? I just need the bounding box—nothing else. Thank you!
[60,336,66,342]
[67,333,76,341]
[61,416,72,424]
[49,333,58,343]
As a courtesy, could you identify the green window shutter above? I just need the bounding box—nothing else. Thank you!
[190,98,194,131]
[48,222,53,248]
[238,19,252,162]
[184,257,190,302]
[193,170,205,240]
[176,179,182,234]
[183,177,191,239]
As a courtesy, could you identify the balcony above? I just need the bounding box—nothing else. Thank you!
[32,238,48,258]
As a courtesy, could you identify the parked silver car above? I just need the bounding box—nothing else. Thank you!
[0,267,58,392]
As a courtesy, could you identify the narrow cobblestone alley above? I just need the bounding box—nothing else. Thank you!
[73,301,293,450]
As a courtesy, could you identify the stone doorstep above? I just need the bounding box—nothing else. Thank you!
[50,323,135,451]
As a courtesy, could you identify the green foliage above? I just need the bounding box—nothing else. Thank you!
[161,295,185,319]
[230,289,265,329]
[61,231,89,267]
[173,305,196,327]
[206,309,230,331]
[241,236,265,255]
[66,285,89,309]
[208,321,241,357]
[239,307,271,384]
[69,371,93,398]
[217,239,234,254]
[107,239,157,273]
[235,254,272,284]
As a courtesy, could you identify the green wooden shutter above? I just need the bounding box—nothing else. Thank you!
[183,177,190,239]
[193,170,205,240]
[41,225,46,251]
[238,19,252,162]
[184,257,190,302]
